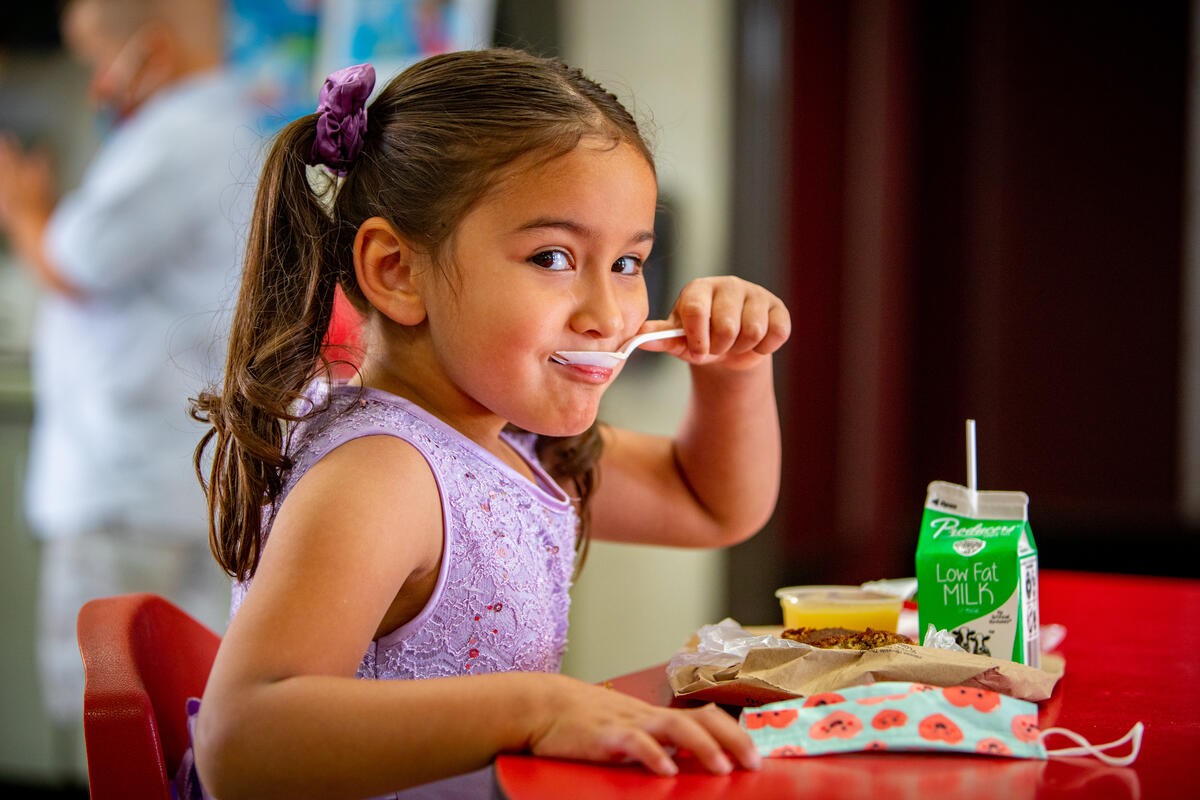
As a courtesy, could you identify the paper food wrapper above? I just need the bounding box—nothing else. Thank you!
[668,619,1064,707]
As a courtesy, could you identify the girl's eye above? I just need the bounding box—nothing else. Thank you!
[612,255,642,275]
[530,249,572,271]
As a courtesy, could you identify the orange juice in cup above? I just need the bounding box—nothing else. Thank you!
[775,586,903,632]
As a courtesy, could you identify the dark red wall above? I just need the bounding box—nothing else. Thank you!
[731,0,1192,622]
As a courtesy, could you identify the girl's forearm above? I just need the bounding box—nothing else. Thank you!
[673,357,782,544]
[196,670,552,800]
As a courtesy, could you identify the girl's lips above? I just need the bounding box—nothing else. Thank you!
[550,358,615,383]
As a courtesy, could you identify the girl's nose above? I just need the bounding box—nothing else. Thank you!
[569,274,625,339]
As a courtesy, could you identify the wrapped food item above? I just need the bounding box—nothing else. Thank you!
[667,619,1062,706]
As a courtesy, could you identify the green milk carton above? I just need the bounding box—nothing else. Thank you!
[915,481,1040,667]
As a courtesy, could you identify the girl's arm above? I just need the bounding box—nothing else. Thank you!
[589,276,791,548]
[195,435,758,800]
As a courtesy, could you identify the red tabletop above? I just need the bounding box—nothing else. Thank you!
[495,570,1200,798]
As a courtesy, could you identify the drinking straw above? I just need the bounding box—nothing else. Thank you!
[966,419,978,491]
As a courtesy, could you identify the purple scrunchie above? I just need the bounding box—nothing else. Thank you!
[310,63,376,175]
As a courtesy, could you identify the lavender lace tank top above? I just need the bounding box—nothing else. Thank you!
[231,383,578,679]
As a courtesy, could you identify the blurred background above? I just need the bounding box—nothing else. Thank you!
[2,0,1197,792]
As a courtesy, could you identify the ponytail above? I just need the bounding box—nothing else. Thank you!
[192,116,351,580]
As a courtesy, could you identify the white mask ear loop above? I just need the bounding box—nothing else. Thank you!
[1039,722,1144,767]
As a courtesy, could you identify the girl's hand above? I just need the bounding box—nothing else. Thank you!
[641,276,791,371]
[528,675,761,776]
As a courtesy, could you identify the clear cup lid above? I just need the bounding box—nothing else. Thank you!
[774,585,901,605]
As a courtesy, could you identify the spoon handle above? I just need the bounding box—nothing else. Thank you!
[623,327,686,355]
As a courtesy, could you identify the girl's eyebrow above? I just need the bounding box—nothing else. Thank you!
[515,216,655,245]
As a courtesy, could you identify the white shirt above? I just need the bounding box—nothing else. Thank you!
[27,70,261,539]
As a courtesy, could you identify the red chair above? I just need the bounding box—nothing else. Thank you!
[77,593,220,800]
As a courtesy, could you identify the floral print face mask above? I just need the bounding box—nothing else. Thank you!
[741,682,1142,766]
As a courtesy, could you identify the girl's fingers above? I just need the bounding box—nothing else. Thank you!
[648,712,732,775]
[730,293,772,353]
[756,302,792,354]
[645,704,761,775]
[693,704,763,771]
[606,726,679,776]
[531,683,759,778]
[675,293,714,356]
[669,277,789,360]
[707,282,747,356]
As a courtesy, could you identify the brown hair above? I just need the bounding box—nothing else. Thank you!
[192,48,654,580]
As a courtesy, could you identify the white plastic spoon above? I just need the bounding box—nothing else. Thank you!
[550,327,686,368]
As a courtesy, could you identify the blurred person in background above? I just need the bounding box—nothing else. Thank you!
[0,0,258,782]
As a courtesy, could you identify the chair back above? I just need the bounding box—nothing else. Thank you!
[77,593,221,800]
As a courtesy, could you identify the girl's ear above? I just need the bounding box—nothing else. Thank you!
[353,216,427,326]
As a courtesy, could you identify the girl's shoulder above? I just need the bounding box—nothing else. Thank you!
[288,383,443,462]
[285,382,571,509]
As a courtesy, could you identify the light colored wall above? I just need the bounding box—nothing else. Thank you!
[558,0,738,683]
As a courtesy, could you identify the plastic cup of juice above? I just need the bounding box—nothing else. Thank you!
[775,585,903,632]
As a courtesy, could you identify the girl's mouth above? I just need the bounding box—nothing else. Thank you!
[550,358,615,383]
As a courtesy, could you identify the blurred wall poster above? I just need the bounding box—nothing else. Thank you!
[227,0,322,131]
[316,0,497,88]
[227,1,495,131]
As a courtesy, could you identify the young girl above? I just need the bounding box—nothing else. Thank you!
[190,48,790,799]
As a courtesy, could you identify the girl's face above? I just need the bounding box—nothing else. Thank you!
[416,137,658,440]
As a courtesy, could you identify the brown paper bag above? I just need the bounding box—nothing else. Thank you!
[669,639,1064,707]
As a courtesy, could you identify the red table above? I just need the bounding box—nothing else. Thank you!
[495,570,1200,798]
